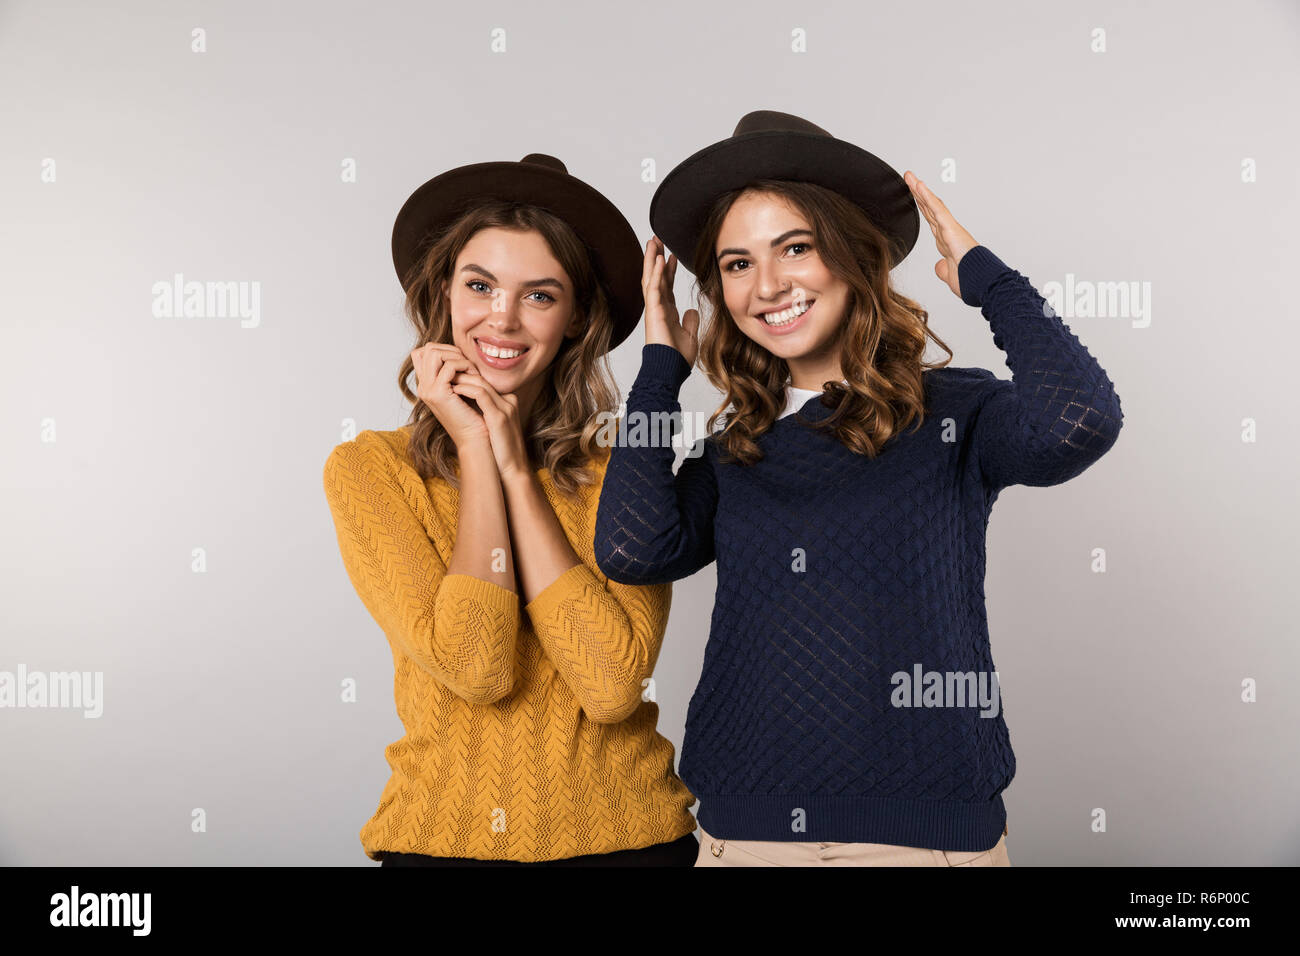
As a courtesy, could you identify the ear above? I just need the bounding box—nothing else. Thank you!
[563,310,585,340]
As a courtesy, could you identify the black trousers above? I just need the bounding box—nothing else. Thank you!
[377,832,698,867]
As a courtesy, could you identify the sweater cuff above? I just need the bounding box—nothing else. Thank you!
[634,343,693,393]
[441,572,519,609]
[523,562,592,621]
[958,245,1014,308]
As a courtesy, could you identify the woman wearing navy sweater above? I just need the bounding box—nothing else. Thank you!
[592,110,1124,866]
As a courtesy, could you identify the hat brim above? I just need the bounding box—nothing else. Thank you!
[649,130,919,275]
[392,161,644,353]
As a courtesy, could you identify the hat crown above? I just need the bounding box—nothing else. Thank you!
[649,108,919,276]
[732,110,832,139]
[519,152,567,174]
[391,150,643,353]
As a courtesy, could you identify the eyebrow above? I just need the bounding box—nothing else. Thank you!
[458,263,566,290]
[716,229,814,261]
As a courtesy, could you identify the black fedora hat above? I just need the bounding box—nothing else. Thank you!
[649,110,920,275]
[391,153,643,353]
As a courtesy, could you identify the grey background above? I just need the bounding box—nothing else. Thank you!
[2,0,1297,865]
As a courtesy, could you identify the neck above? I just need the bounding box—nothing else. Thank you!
[786,354,844,392]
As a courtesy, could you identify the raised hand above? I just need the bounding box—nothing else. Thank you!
[643,236,700,366]
[411,343,490,449]
[904,171,979,301]
[446,369,531,482]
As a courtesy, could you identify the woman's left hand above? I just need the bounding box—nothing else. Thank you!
[449,371,531,482]
[904,171,979,301]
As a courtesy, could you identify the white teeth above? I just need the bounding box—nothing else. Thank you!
[478,340,526,358]
[760,300,812,326]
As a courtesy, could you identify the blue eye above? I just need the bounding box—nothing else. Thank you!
[466,280,554,303]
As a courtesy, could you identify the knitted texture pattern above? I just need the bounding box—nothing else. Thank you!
[593,245,1124,851]
[323,429,697,861]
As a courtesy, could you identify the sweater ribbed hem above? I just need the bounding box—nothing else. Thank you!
[362,811,700,864]
[695,792,1007,853]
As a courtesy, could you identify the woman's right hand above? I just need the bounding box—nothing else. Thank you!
[643,236,700,366]
[412,343,490,449]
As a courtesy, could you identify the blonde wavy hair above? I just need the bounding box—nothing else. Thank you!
[689,180,955,465]
[396,201,620,498]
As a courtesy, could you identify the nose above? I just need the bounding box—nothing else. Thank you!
[753,259,790,303]
[485,291,523,330]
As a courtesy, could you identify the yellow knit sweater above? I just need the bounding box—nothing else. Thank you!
[322,426,698,862]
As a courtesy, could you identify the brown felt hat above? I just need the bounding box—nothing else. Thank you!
[649,110,920,275]
[391,154,644,353]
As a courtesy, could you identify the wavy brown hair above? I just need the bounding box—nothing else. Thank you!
[690,179,955,465]
[396,201,620,499]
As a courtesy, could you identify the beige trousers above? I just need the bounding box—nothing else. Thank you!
[695,821,1011,867]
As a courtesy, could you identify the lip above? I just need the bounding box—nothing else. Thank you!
[755,299,815,336]
[473,335,530,369]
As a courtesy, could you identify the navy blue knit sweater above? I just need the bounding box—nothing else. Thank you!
[592,245,1124,852]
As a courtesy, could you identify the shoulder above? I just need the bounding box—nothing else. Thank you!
[924,364,999,390]
[924,365,1007,412]
[323,426,416,486]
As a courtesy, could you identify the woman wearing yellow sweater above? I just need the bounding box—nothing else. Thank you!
[322,154,698,865]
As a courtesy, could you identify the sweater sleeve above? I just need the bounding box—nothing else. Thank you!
[322,434,520,703]
[522,559,672,724]
[957,245,1125,491]
[593,343,719,585]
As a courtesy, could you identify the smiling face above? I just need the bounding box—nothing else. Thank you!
[444,226,583,411]
[714,190,851,389]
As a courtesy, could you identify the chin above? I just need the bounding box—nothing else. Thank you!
[480,366,522,389]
